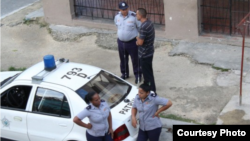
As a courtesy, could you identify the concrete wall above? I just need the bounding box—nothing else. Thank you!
[164,0,199,39]
[42,0,200,39]
[42,0,74,25]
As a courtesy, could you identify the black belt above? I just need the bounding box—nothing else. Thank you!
[119,37,136,43]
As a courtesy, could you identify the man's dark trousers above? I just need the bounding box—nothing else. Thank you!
[140,55,156,92]
[117,38,141,79]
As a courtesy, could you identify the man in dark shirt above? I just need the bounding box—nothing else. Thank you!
[136,8,156,93]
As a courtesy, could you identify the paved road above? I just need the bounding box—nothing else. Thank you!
[1,0,39,19]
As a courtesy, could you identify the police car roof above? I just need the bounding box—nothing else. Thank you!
[15,61,101,91]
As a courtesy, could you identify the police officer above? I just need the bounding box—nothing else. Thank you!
[114,1,142,84]
[131,83,172,141]
[73,92,113,141]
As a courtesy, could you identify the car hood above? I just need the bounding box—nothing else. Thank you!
[0,71,22,82]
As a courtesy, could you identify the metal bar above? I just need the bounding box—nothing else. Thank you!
[236,12,250,106]
[230,0,232,35]
[200,5,229,10]
[248,0,250,35]
[239,25,246,106]
[215,0,218,33]
[209,0,212,32]
[239,32,243,104]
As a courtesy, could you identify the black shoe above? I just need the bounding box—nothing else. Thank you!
[121,75,129,80]
[135,77,141,84]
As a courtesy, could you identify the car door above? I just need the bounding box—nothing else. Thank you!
[27,85,74,141]
[0,84,34,141]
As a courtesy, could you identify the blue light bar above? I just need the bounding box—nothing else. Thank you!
[43,55,56,71]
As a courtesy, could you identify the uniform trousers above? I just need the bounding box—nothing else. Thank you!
[137,127,162,141]
[117,38,141,78]
[86,131,113,141]
[140,55,156,92]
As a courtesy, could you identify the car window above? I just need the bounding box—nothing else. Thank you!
[32,87,71,118]
[1,85,32,110]
[0,73,21,88]
[76,70,132,108]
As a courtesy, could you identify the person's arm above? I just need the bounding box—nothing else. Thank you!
[153,100,172,118]
[108,112,113,139]
[136,38,144,46]
[73,116,92,129]
[136,26,146,46]
[73,109,92,129]
[114,15,118,27]
[131,108,138,128]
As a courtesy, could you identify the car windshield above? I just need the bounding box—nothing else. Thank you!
[75,70,131,108]
[0,73,21,89]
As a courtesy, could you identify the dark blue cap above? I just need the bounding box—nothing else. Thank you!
[119,1,129,10]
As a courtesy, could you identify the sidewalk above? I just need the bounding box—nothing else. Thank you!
[159,118,196,141]
[170,40,250,125]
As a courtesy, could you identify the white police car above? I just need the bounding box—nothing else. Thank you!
[0,55,139,141]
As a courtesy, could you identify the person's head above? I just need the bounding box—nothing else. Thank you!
[136,8,147,21]
[84,92,101,107]
[119,1,129,16]
[138,82,151,100]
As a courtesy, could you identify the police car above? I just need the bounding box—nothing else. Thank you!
[0,55,139,141]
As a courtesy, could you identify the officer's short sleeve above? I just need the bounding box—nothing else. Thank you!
[132,101,137,108]
[132,96,138,108]
[104,101,111,111]
[136,19,141,30]
[114,16,117,25]
[155,96,169,106]
[77,109,90,120]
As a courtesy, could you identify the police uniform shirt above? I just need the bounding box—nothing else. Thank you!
[77,100,110,136]
[132,92,169,131]
[114,11,141,42]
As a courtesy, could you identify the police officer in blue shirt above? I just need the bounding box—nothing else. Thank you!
[131,83,172,141]
[73,92,113,141]
[114,1,142,84]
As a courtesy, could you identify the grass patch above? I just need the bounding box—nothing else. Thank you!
[23,18,48,28]
[47,27,52,34]
[40,22,47,28]
[212,66,229,72]
[8,66,26,71]
[23,19,33,25]
[160,114,201,124]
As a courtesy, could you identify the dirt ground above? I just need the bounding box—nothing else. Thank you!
[0,1,239,124]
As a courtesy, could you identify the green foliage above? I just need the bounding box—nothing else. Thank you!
[8,66,26,71]
[160,114,201,124]
[212,66,229,72]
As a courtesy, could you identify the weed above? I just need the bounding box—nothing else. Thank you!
[23,19,31,25]
[212,66,229,72]
[160,114,201,124]
[23,18,48,28]
[8,66,26,71]
[40,22,47,28]
[47,28,52,34]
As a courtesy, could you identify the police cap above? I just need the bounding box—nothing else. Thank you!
[119,1,129,10]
